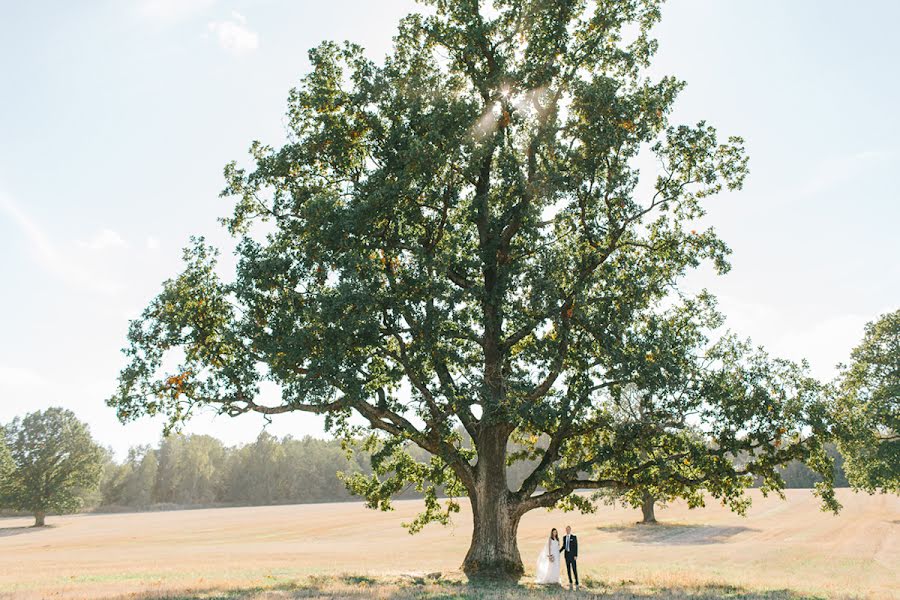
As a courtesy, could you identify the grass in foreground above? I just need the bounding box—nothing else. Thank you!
[105,574,836,600]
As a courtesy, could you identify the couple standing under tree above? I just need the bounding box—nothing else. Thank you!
[535,525,579,588]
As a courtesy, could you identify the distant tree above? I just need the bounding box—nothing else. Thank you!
[595,485,662,523]
[582,302,715,526]
[107,1,842,578]
[94,434,375,509]
[587,301,839,525]
[0,436,14,503]
[282,436,368,503]
[120,446,159,507]
[98,457,131,507]
[774,444,847,489]
[71,446,113,510]
[594,443,849,525]
[3,408,104,526]
[221,432,287,504]
[134,449,159,506]
[155,435,226,505]
[100,445,160,508]
[833,310,899,494]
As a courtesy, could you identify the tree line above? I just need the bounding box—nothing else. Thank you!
[98,432,374,509]
[0,415,543,522]
[97,434,850,511]
[2,407,854,527]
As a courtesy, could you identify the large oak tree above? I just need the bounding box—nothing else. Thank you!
[110,0,838,579]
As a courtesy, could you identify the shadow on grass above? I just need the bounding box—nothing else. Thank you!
[596,522,757,545]
[103,574,826,600]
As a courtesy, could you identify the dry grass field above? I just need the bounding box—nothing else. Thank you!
[0,489,896,600]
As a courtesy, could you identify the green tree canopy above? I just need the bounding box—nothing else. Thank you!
[109,0,836,579]
[154,434,226,505]
[0,435,14,503]
[833,309,899,493]
[544,303,837,520]
[100,445,159,508]
[3,407,104,526]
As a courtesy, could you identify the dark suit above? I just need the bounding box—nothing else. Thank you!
[561,533,578,585]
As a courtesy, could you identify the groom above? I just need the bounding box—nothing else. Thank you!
[561,525,579,589]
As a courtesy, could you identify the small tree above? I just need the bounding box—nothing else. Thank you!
[130,449,159,507]
[588,302,833,525]
[3,408,104,526]
[595,485,665,524]
[833,310,899,494]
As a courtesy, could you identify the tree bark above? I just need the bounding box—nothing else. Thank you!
[462,426,524,581]
[640,491,657,524]
[34,511,46,527]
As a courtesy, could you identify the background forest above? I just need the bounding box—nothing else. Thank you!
[2,428,848,514]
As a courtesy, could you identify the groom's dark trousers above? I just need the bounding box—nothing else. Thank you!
[562,534,579,586]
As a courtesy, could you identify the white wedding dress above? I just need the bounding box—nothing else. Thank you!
[534,537,561,584]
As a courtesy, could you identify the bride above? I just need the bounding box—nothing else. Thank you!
[534,528,561,585]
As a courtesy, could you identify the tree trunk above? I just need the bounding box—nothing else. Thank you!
[640,492,657,524]
[462,426,524,581]
[34,511,46,527]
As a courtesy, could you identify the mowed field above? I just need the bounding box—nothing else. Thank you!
[0,489,896,600]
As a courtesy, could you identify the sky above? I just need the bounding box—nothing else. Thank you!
[1,0,897,460]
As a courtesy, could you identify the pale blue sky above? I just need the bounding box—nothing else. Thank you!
[1,1,897,458]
